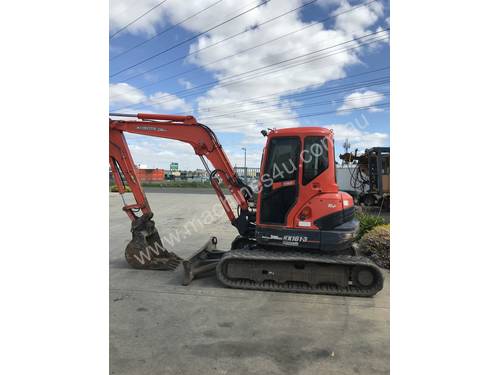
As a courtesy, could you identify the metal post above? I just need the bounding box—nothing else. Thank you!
[241,147,247,184]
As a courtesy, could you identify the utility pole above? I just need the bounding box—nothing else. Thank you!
[342,139,351,165]
[241,147,247,183]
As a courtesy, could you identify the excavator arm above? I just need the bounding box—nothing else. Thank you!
[109,113,255,271]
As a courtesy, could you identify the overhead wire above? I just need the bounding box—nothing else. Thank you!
[110,67,389,116]
[110,0,226,60]
[112,0,377,83]
[198,102,390,131]
[196,66,389,113]
[200,92,389,124]
[109,1,380,96]
[111,0,322,87]
[112,36,388,113]
[110,0,272,77]
[199,83,389,120]
[108,1,389,134]
[110,29,389,111]
[110,0,170,40]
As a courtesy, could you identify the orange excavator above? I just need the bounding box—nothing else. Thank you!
[109,113,384,297]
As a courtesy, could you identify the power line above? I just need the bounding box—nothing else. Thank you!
[112,35,388,113]
[199,83,389,120]
[199,102,390,131]
[193,82,389,125]
[114,75,389,123]
[111,66,388,116]
[111,38,382,112]
[129,101,389,133]
[199,77,390,116]
[200,92,389,123]
[110,0,376,96]
[115,69,388,125]
[111,29,389,111]
[111,0,320,83]
[110,0,225,61]
[196,66,389,113]
[110,0,170,40]
[113,98,389,133]
[110,0,271,77]
[176,34,389,101]
[110,0,260,76]
[111,30,388,108]
[113,0,377,83]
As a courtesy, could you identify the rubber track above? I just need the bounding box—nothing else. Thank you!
[216,248,384,297]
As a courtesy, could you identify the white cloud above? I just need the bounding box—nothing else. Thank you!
[109,0,172,37]
[329,123,388,152]
[122,122,387,171]
[334,0,384,37]
[148,91,192,112]
[125,133,203,170]
[123,132,265,171]
[226,148,262,169]
[109,82,192,113]
[178,78,193,89]
[337,90,385,113]
[164,0,386,141]
[109,82,146,105]
[111,0,388,148]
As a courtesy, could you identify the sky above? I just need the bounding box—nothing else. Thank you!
[109,0,390,170]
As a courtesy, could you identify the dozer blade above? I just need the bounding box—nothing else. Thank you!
[182,236,225,285]
[124,213,182,270]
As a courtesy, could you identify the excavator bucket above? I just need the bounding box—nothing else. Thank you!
[124,213,182,270]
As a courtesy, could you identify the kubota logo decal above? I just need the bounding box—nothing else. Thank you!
[136,126,167,132]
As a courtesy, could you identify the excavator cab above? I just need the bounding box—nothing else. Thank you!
[255,127,358,253]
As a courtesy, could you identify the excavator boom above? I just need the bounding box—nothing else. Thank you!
[109,113,254,270]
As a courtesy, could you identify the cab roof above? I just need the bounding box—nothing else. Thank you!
[268,127,332,137]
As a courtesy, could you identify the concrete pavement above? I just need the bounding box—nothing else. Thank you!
[110,192,389,375]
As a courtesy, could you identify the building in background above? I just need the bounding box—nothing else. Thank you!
[165,168,208,181]
[135,168,165,183]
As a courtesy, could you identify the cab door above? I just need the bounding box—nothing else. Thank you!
[259,137,300,225]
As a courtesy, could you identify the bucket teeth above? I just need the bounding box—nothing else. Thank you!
[158,254,182,270]
[148,254,182,270]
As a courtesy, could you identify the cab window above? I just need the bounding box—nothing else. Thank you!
[302,136,329,185]
[265,137,300,182]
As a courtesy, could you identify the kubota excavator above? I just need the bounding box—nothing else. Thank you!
[109,113,384,297]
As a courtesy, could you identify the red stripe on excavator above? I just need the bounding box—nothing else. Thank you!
[272,180,296,190]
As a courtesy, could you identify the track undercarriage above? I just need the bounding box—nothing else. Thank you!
[180,236,384,297]
[123,217,384,297]
[217,249,383,297]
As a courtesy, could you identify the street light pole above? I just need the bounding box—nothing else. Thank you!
[241,147,247,183]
